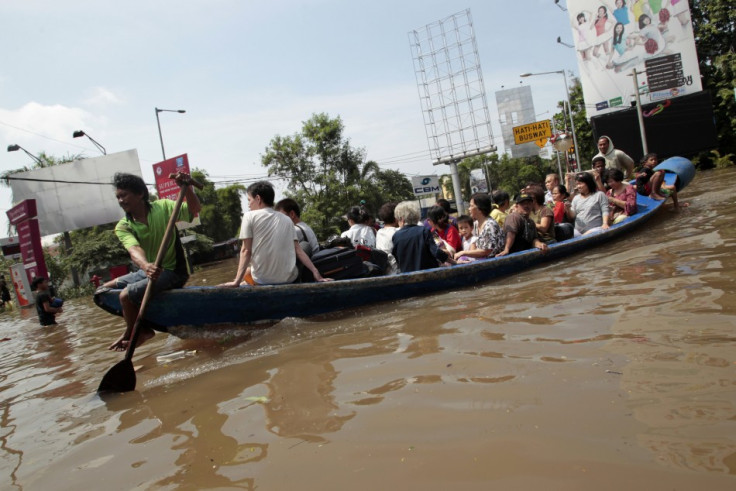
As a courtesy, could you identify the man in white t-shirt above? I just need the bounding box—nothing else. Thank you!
[220,182,329,286]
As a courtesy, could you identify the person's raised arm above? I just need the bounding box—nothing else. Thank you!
[174,172,202,217]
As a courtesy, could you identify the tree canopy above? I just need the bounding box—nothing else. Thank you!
[190,169,244,242]
[447,153,558,202]
[262,113,413,238]
[691,0,736,160]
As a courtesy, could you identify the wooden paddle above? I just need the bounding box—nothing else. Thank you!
[98,174,200,393]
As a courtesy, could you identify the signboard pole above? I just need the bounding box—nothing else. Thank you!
[561,71,581,171]
[550,118,563,183]
[630,68,649,155]
[6,199,48,306]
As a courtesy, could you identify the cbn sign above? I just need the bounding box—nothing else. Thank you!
[512,120,551,147]
[411,175,441,197]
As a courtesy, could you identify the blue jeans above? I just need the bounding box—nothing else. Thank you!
[113,269,187,305]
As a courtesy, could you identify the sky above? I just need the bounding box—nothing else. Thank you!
[0,0,582,238]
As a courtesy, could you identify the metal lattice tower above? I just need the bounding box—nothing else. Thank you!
[408,9,495,164]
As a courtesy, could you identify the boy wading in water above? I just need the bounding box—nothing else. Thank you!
[103,172,201,351]
[31,277,63,326]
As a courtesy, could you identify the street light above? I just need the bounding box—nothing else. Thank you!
[556,36,574,48]
[520,70,581,171]
[7,144,42,165]
[72,130,106,155]
[155,107,186,160]
[554,0,567,11]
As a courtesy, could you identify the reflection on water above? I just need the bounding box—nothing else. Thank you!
[1,168,736,488]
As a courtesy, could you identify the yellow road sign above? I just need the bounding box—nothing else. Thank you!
[513,120,551,147]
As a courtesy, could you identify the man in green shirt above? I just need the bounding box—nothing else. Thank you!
[105,172,200,351]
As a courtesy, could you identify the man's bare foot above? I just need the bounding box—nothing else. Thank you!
[650,193,666,201]
[108,328,156,351]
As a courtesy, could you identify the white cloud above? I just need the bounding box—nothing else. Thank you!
[0,102,91,149]
[84,87,124,108]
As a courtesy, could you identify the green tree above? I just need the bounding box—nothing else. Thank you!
[449,153,557,202]
[62,224,130,276]
[262,113,413,238]
[691,0,736,162]
[190,169,244,242]
[43,248,69,289]
[552,76,595,169]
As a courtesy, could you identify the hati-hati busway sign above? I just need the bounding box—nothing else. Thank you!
[513,120,551,148]
[411,175,441,197]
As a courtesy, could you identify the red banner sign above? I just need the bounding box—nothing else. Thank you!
[153,154,190,201]
[6,200,38,226]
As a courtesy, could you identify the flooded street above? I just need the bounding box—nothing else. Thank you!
[1,168,735,490]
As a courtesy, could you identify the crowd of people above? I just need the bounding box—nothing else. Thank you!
[29,135,687,350]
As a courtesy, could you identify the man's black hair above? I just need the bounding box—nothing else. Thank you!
[275,198,301,217]
[247,181,275,207]
[31,276,47,291]
[113,173,149,203]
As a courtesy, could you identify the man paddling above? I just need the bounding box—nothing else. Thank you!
[104,172,201,351]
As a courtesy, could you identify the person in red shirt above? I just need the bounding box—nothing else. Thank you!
[426,205,461,255]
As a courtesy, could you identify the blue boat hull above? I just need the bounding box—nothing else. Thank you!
[94,163,693,334]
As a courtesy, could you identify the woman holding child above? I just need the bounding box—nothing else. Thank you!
[454,193,504,261]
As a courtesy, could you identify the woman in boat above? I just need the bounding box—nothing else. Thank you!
[552,184,570,224]
[341,203,376,248]
[565,172,610,237]
[490,190,510,228]
[454,193,505,261]
[426,205,461,255]
[375,202,399,275]
[606,168,637,224]
[528,186,555,244]
[392,201,454,273]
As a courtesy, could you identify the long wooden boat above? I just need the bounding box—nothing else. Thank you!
[94,158,694,335]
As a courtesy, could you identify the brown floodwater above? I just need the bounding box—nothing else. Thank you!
[1,168,735,490]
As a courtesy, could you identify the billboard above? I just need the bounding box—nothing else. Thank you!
[411,176,441,197]
[590,90,717,160]
[567,0,701,117]
[8,150,142,236]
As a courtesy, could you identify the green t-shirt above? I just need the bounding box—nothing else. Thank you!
[115,199,192,272]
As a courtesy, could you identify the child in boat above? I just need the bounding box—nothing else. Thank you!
[635,153,688,210]
[456,215,477,263]
[31,276,63,326]
[490,190,510,228]
[552,185,570,224]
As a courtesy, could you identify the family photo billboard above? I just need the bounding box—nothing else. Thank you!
[567,0,701,117]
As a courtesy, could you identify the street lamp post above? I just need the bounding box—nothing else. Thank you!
[155,108,186,160]
[520,70,581,172]
[72,130,106,155]
[7,144,42,165]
